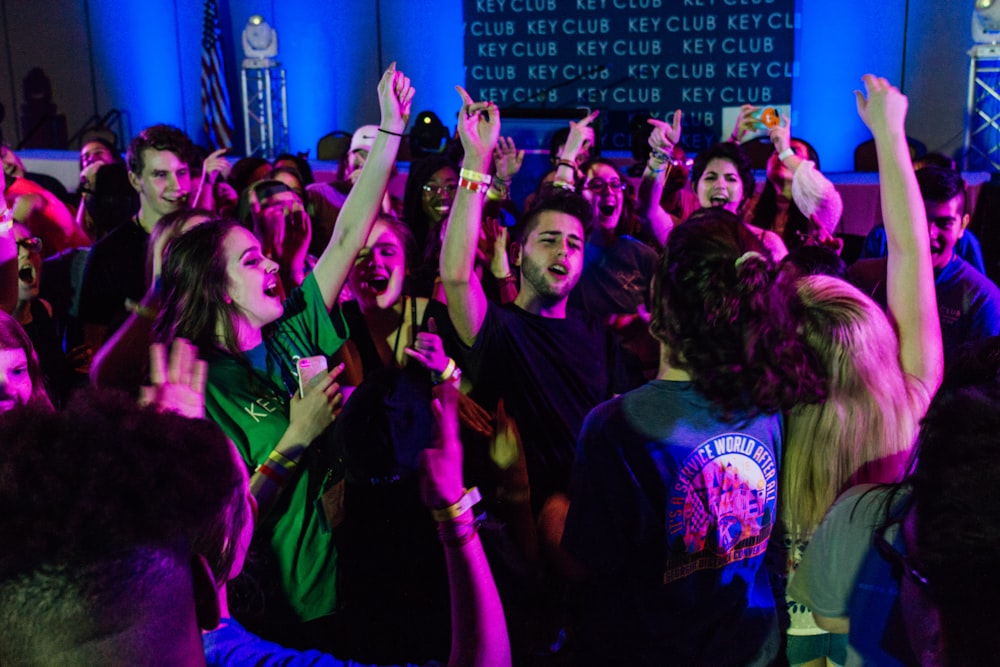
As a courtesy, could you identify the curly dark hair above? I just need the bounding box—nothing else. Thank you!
[154,218,246,356]
[126,124,195,176]
[649,207,826,416]
[690,142,756,215]
[0,388,239,581]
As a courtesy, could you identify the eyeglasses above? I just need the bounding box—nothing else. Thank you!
[670,157,694,169]
[422,183,457,197]
[584,178,627,194]
[16,236,43,254]
[873,503,932,596]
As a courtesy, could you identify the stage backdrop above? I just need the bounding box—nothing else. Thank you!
[463,0,797,155]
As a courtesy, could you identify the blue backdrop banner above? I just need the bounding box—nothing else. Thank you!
[463,0,797,155]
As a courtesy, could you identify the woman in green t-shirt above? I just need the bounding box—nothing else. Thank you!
[154,64,415,646]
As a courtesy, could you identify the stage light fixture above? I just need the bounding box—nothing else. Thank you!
[409,110,448,156]
[973,0,1000,42]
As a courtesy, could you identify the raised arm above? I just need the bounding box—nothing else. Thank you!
[856,75,942,394]
[423,382,511,667]
[440,87,501,346]
[193,148,232,213]
[638,111,682,248]
[768,115,844,244]
[311,64,414,310]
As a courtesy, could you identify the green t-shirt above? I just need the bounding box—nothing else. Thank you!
[205,272,349,622]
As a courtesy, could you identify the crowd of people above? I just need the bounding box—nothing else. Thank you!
[2,66,1000,667]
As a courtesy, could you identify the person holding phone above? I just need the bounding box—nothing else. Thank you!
[154,64,414,650]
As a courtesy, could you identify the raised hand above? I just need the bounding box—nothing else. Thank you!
[562,109,599,163]
[730,104,763,143]
[140,338,208,420]
[493,136,524,183]
[455,86,501,168]
[279,205,312,269]
[855,74,908,139]
[421,381,466,510]
[648,110,682,155]
[378,62,415,133]
[768,113,792,155]
[202,148,232,183]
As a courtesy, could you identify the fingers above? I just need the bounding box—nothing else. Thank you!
[577,109,600,127]
[854,89,867,118]
[671,108,683,135]
[149,342,168,386]
[192,358,208,396]
[427,316,438,335]
[168,338,194,387]
[455,85,474,106]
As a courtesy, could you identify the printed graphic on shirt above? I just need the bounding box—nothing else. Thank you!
[665,432,777,583]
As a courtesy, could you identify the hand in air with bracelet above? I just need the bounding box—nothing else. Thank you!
[378,62,415,135]
[421,381,467,513]
[455,86,502,171]
[646,110,683,174]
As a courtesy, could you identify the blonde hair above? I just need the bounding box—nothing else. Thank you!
[782,275,930,538]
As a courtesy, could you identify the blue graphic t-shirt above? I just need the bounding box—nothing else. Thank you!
[562,380,782,667]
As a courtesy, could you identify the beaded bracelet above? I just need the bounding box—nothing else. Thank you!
[650,148,672,163]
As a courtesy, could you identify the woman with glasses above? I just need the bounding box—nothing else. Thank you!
[404,156,460,297]
[552,113,659,376]
[10,223,70,403]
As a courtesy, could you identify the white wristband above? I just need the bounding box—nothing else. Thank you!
[778,147,795,162]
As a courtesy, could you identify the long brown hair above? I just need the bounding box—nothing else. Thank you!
[0,311,53,411]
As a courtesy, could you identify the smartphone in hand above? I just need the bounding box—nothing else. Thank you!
[297,355,329,398]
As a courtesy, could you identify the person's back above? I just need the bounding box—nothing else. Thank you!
[560,209,826,666]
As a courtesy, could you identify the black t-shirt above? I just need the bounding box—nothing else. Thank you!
[78,220,149,336]
[465,300,638,508]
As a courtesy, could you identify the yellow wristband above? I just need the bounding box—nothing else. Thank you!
[431,487,482,522]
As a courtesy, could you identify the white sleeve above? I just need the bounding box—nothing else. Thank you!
[791,160,843,237]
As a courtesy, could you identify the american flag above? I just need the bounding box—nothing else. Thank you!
[201,0,234,150]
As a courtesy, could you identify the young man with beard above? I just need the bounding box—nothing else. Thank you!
[79,125,194,347]
[441,89,633,516]
[849,165,1000,354]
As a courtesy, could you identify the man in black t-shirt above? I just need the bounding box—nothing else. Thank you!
[79,125,194,347]
[440,101,627,509]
